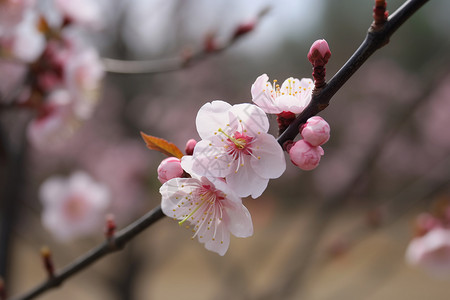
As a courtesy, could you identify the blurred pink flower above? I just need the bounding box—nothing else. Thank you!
[65,45,104,119]
[0,0,35,30]
[251,74,313,114]
[27,33,104,149]
[27,89,78,149]
[301,116,330,147]
[289,139,324,171]
[406,228,450,276]
[39,171,110,242]
[185,100,285,198]
[157,157,183,184]
[160,175,253,256]
[1,10,45,62]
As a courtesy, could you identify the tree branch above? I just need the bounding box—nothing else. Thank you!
[10,0,429,299]
[10,206,164,300]
[277,0,429,147]
[102,6,270,74]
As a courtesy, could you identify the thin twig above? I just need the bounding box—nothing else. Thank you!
[102,6,270,74]
[10,207,164,300]
[259,60,443,300]
[10,1,428,299]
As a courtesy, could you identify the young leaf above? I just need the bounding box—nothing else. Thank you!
[140,132,184,158]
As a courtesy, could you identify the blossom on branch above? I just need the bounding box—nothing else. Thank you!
[160,174,253,256]
[39,171,110,242]
[184,100,286,198]
[251,73,313,114]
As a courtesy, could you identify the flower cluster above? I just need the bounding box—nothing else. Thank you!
[288,116,330,171]
[0,0,104,149]
[406,203,450,276]
[152,72,331,255]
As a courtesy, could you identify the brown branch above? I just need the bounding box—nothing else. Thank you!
[102,6,270,74]
[10,206,164,300]
[277,0,429,147]
[10,1,428,299]
[259,60,445,300]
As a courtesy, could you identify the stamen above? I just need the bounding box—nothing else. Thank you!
[179,199,205,225]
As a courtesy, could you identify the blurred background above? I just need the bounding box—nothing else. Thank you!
[2,0,450,299]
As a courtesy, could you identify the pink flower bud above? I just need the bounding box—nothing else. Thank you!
[185,139,197,156]
[307,39,331,66]
[301,116,330,146]
[288,140,324,171]
[157,157,183,183]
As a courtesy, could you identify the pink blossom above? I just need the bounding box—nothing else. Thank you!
[406,228,450,276]
[289,140,324,171]
[2,11,45,62]
[27,89,77,149]
[0,0,35,30]
[157,157,183,184]
[251,74,313,114]
[39,171,110,242]
[160,175,253,256]
[301,116,330,146]
[184,100,286,198]
[64,46,104,119]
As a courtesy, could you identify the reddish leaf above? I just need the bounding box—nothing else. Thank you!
[140,132,184,158]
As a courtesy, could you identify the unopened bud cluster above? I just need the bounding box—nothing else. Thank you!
[288,116,330,171]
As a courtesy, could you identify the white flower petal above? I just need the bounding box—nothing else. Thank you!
[251,74,281,114]
[224,200,253,238]
[196,100,232,139]
[276,95,306,114]
[202,222,231,256]
[160,178,199,219]
[226,156,269,198]
[251,133,286,179]
[230,103,269,135]
[251,73,269,99]
[190,139,233,178]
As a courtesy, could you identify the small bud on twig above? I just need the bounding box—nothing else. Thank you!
[185,139,197,155]
[204,33,217,53]
[308,39,331,90]
[232,22,255,41]
[105,214,116,240]
[372,0,389,31]
[41,246,55,278]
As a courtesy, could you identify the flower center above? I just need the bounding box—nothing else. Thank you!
[218,128,253,155]
[178,184,224,226]
[63,195,87,221]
